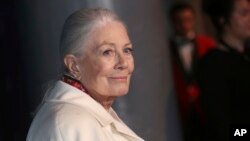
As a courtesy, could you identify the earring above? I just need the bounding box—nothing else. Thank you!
[76,74,82,80]
[76,65,80,70]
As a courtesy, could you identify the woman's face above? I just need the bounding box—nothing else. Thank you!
[227,0,250,41]
[78,21,134,99]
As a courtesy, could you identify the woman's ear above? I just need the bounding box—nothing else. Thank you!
[64,55,81,78]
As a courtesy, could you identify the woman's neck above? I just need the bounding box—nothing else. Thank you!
[222,32,245,53]
[90,93,116,111]
[62,75,115,111]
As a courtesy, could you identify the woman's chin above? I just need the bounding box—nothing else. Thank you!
[112,87,129,97]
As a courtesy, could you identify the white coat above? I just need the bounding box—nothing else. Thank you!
[27,81,144,141]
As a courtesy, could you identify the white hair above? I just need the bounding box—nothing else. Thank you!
[59,8,126,73]
[35,8,126,113]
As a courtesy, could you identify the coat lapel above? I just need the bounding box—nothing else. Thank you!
[46,81,144,141]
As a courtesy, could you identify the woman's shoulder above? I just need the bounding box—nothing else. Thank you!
[199,49,218,69]
[197,48,231,78]
[27,102,103,141]
[200,48,230,67]
[56,103,99,125]
[204,48,227,58]
[200,47,247,70]
[56,103,114,140]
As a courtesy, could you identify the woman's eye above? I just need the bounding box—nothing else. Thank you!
[124,48,134,54]
[103,50,114,56]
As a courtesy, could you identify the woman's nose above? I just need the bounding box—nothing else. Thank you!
[115,53,128,70]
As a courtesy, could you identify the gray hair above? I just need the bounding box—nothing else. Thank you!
[59,8,125,73]
[34,8,125,114]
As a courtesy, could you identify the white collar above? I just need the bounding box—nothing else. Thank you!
[45,81,144,141]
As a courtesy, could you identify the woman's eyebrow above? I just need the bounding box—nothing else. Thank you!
[124,42,133,47]
[95,41,133,51]
[93,41,115,52]
[98,41,115,48]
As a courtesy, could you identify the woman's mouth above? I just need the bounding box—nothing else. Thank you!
[109,76,128,81]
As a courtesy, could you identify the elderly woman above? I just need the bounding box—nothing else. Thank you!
[26,8,144,141]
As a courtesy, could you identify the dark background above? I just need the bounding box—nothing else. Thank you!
[1,0,28,140]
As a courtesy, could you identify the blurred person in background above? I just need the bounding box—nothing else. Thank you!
[199,0,250,140]
[26,8,144,141]
[168,2,216,141]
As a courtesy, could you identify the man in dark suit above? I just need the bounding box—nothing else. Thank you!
[168,2,216,141]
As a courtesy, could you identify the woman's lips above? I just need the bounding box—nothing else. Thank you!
[109,76,128,81]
